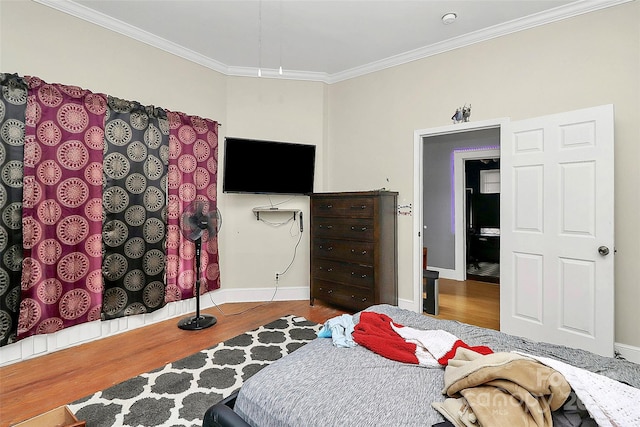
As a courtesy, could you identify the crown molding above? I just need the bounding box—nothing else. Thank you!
[328,0,634,83]
[33,0,230,74]
[35,0,633,85]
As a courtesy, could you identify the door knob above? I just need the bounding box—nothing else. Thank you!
[598,246,610,256]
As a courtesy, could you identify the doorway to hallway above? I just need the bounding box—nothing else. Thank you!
[425,278,499,331]
[464,158,500,284]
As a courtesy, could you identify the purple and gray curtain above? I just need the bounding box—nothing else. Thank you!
[0,73,220,346]
[102,98,169,319]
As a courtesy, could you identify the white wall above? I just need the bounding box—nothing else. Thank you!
[327,2,640,352]
[220,76,327,293]
[0,0,227,124]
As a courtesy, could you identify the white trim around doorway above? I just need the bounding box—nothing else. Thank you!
[412,118,508,313]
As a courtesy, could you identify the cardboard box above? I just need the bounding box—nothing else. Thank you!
[12,405,85,427]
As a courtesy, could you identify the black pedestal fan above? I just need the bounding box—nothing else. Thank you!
[177,200,221,330]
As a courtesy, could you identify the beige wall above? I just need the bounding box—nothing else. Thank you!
[327,2,640,348]
[221,76,326,290]
[0,0,227,122]
[2,0,639,353]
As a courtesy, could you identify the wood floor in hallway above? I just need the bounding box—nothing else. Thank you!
[428,278,500,330]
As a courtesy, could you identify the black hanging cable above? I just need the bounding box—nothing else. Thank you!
[276,216,303,278]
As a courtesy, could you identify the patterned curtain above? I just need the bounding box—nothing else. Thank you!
[101,97,169,319]
[19,77,106,339]
[165,111,220,301]
[0,74,27,345]
[0,73,221,346]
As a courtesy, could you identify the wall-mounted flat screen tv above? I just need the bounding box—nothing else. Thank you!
[223,137,316,195]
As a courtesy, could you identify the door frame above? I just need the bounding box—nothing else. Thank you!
[453,148,501,281]
[412,118,508,313]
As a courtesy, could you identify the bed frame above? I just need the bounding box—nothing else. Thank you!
[203,392,250,427]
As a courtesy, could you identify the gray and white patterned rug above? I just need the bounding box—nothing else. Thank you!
[69,315,320,427]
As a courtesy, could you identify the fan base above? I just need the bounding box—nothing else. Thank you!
[177,314,218,330]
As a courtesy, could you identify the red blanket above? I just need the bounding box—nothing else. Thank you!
[352,312,493,367]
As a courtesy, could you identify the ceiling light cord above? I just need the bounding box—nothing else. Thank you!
[258,0,263,77]
[279,0,283,75]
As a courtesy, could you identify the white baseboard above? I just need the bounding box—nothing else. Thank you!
[427,267,460,281]
[614,342,640,365]
[0,285,310,367]
[397,297,417,312]
[202,285,309,308]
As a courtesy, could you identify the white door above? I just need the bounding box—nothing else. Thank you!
[500,104,614,357]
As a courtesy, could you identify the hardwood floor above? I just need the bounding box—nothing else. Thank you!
[429,278,500,330]
[0,283,499,426]
[0,300,348,426]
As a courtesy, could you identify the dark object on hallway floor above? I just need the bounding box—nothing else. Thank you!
[423,270,439,315]
[467,262,499,283]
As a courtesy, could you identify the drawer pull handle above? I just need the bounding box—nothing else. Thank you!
[350,205,367,210]
[351,249,367,255]
[319,245,334,251]
[327,289,333,294]
[350,226,368,231]
[350,272,368,278]
[327,268,333,272]
[320,204,333,209]
[320,225,333,229]
[361,298,368,302]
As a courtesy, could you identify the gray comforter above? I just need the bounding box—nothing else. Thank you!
[234,305,640,427]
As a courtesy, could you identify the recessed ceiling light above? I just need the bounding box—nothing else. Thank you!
[442,13,457,25]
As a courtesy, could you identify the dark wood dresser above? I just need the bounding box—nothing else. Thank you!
[310,191,398,311]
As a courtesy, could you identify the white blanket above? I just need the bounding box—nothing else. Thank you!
[521,353,640,427]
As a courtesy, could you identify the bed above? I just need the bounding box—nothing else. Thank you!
[203,304,640,427]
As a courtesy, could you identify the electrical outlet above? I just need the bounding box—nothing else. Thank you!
[275,272,280,283]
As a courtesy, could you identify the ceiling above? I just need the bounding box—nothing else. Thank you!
[37,0,624,83]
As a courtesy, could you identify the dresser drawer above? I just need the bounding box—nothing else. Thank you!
[313,238,374,264]
[312,197,375,218]
[312,217,375,241]
[312,258,374,288]
[312,279,374,311]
